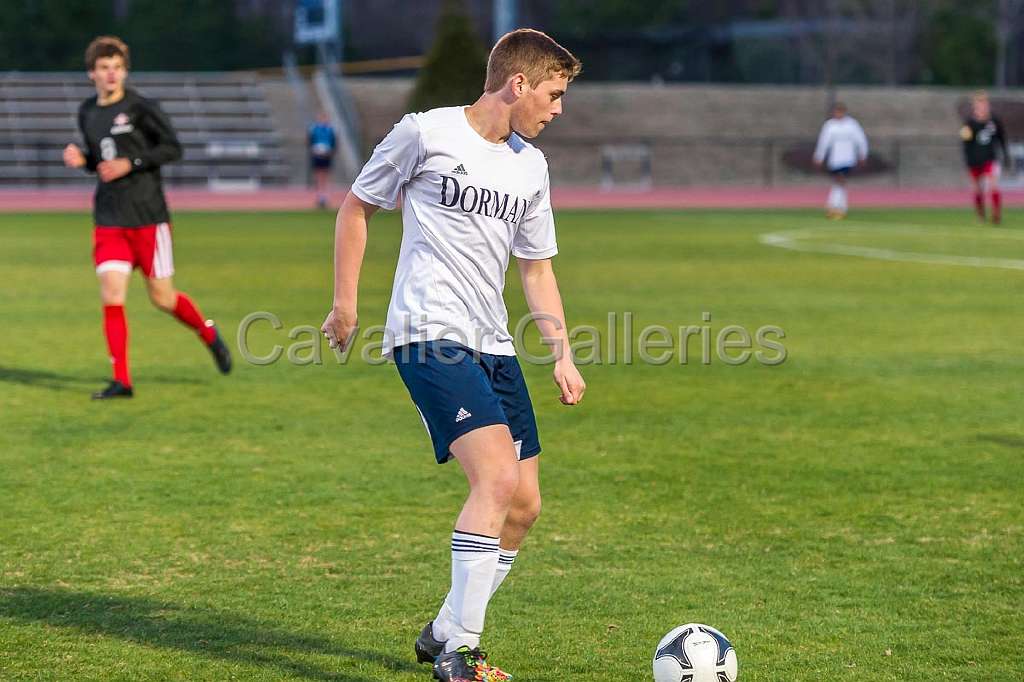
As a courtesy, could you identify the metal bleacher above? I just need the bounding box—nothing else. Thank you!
[0,72,293,188]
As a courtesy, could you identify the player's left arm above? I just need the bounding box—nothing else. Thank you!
[854,120,869,164]
[133,98,184,170]
[513,167,584,405]
[518,257,585,406]
[996,118,1011,168]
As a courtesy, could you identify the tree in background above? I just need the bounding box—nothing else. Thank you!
[0,0,115,70]
[0,0,286,71]
[920,3,996,85]
[554,0,690,34]
[408,0,489,113]
[120,0,286,71]
[777,0,925,86]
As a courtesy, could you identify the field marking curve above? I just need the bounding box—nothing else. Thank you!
[759,226,1024,271]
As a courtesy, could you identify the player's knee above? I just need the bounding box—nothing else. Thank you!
[100,288,126,305]
[513,495,541,528]
[98,274,127,304]
[481,466,520,509]
[149,287,177,311]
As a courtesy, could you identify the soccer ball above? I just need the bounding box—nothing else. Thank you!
[652,623,738,682]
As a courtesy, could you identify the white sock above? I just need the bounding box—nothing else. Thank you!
[432,599,453,642]
[837,186,848,212]
[826,185,840,210]
[490,548,519,598]
[442,530,500,652]
[434,547,519,642]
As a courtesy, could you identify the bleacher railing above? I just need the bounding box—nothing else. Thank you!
[313,48,363,182]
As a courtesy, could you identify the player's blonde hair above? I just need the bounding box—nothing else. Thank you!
[973,89,989,103]
[86,36,130,70]
[484,29,581,92]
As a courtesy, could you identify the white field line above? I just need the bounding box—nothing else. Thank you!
[759,224,1024,271]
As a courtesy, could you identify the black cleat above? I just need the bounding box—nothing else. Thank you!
[206,324,232,374]
[432,646,511,681]
[415,621,445,664]
[91,380,133,400]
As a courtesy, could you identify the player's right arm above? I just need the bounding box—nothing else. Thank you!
[322,193,377,351]
[320,113,424,352]
[64,106,97,171]
[812,121,830,167]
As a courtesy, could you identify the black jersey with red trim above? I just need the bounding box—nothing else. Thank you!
[961,116,1008,168]
[77,88,182,227]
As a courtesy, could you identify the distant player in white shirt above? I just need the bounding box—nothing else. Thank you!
[321,29,584,682]
[813,102,869,219]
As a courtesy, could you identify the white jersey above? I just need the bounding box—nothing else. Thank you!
[813,115,869,170]
[351,106,556,357]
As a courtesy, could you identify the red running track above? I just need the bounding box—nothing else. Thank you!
[0,185,1021,212]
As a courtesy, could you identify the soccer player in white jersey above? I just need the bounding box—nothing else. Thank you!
[813,102,869,219]
[321,29,584,681]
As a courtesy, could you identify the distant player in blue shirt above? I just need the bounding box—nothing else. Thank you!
[309,112,336,209]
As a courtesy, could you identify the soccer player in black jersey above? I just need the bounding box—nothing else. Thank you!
[63,36,231,400]
[961,91,1009,224]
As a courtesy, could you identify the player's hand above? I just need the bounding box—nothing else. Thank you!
[553,356,585,406]
[63,144,86,168]
[97,158,132,182]
[321,306,358,353]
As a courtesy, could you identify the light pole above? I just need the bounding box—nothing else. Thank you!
[493,0,518,41]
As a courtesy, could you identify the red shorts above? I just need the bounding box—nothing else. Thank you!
[968,161,1000,181]
[93,223,175,279]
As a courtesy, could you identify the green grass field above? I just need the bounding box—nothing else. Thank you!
[1,208,1022,681]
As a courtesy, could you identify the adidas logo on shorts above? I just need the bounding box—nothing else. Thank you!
[455,407,472,423]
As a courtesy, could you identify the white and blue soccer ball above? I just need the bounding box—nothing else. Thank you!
[652,623,738,682]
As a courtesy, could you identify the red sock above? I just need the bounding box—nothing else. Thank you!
[992,190,1002,222]
[974,192,985,218]
[103,305,131,386]
[173,293,217,344]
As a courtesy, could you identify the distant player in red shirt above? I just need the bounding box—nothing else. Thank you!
[961,91,1009,224]
[63,36,231,399]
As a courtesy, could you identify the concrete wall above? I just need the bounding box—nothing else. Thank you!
[344,78,1024,187]
[261,76,320,187]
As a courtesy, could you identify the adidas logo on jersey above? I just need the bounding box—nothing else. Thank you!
[452,163,469,175]
[455,407,472,423]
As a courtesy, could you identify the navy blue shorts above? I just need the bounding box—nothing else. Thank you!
[829,166,853,178]
[393,341,541,464]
